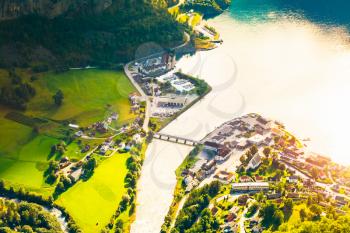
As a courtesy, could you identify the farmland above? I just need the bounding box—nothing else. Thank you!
[56,152,130,232]
[0,69,136,195]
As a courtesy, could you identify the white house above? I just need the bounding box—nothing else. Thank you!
[247,153,262,170]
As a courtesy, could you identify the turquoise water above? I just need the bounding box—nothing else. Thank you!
[229,0,350,28]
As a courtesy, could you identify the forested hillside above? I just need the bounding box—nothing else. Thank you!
[182,0,231,17]
[0,0,184,68]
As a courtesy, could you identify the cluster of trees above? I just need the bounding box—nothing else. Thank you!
[0,180,81,233]
[45,161,59,184]
[0,69,36,110]
[175,72,210,96]
[259,199,294,230]
[182,208,219,233]
[0,199,62,233]
[81,157,97,181]
[265,214,350,233]
[50,141,67,158]
[54,175,75,197]
[0,1,184,68]
[265,199,350,233]
[239,145,258,166]
[173,181,221,233]
[245,202,259,218]
[182,0,231,17]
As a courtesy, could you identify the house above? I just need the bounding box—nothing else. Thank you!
[223,225,238,233]
[335,196,348,206]
[303,179,315,188]
[251,226,263,233]
[184,175,193,186]
[214,171,234,184]
[286,192,299,199]
[248,134,265,146]
[255,175,264,182]
[69,123,79,129]
[269,174,281,182]
[215,146,231,162]
[256,116,269,126]
[201,160,217,176]
[81,145,90,153]
[204,141,221,154]
[226,212,237,222]
[236,140,251,150]
[100,145,109,154]
[157,96,187,108]
[211,206,219,216]
[74,130,83,137]
[287,175,299,183]
[238,195,249,205]
[181,169,189,177]
[266,192,282,200]
[239,175,253,183]
[247,152,262,170]
[133,134,142,144]
[232,182,269,192]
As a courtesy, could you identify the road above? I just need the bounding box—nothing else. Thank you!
[123,31,190,133]
[123,63,150,132]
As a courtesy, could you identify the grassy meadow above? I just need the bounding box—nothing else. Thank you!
[56,152,130,232]
[0,69,136,195]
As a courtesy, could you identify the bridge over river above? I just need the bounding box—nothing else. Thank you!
[153,133,201,146]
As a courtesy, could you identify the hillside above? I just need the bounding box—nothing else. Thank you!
[182,0,231,17]
[0,0,184,68]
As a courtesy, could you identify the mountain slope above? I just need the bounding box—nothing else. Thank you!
[0,0,184,68]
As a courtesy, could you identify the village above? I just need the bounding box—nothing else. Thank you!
[50,100,146,187]
[126,49,209,120]
[177,113,350,233]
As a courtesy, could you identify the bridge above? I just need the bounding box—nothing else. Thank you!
[153,133,201,146]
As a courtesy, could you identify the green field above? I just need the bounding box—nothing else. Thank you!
[56,152,130,232]
[0,69,136,194]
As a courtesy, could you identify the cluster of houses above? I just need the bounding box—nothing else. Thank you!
[181,114,283,192]
[202,113,279,161]
[135,51,176,78]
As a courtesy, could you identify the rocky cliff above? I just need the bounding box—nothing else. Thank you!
[0,0,113,20]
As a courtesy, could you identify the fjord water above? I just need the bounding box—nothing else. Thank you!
[132,1,350,232]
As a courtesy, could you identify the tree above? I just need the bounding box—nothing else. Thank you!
[263,147,271,157]
[282,198,294,220]
[299,208,307,221]
[240,155,246,164]
[272,210,284,227]
[53,90,64,106]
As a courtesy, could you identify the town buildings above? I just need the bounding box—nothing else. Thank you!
[231,182,269,192]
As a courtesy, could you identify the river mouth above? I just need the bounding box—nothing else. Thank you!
[132,3,350,233]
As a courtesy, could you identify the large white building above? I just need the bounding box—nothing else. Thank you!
[232,182,269,192]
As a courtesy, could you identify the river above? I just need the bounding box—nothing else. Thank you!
[131,1,350,232]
